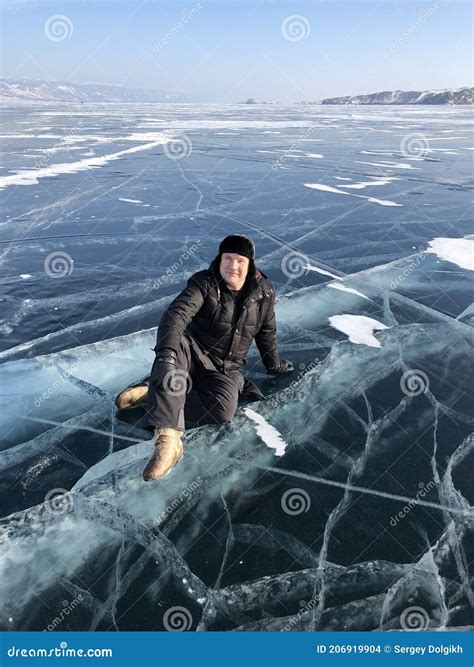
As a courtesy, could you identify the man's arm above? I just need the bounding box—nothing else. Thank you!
[254,289,281,371]
[255,288,294,375]
[154,276,207,355]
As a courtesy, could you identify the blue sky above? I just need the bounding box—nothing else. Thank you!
[1,0,472,102]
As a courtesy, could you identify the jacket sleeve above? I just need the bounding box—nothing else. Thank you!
[154,276,207,355]
[254,287,281,371]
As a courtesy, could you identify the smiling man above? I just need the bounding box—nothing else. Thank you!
[115,234,294,481]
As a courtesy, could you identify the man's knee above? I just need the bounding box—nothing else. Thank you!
[213,398,238,424]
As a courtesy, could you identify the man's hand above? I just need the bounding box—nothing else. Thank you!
[266,359,294,375]
[151,348,179,390]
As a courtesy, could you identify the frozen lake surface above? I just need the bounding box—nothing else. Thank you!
[0,103,472,631]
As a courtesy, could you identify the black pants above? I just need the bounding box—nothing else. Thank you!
[145,334,244,432]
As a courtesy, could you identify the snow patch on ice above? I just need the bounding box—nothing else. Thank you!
[304,264,341,280]
[243,407,287,456]
[328,314,390,348]
[426,237,474,271]
[355,161,418,170]
[328,282,370,300]
[342,178,398,189]
[0,132,173,190]
[304,182,401,207]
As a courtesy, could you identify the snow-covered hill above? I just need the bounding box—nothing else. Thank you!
[321,87,473,105]
[0,78,211,103]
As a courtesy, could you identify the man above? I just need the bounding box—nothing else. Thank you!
[115,234,293,481]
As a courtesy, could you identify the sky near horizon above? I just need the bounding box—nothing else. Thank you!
[1,0,472,102]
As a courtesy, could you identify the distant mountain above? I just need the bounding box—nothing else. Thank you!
[243,98,276,105]
[0,78,213,103]
[319,87,473,105]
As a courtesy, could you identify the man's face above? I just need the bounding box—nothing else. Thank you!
[220,252,250,289]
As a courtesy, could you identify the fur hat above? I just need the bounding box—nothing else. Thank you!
[218,234,255,260]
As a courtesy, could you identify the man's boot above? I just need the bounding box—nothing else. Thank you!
[115,381,149,410]
[142,427,184,481]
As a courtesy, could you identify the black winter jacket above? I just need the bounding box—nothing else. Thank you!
[155,256,281,375]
